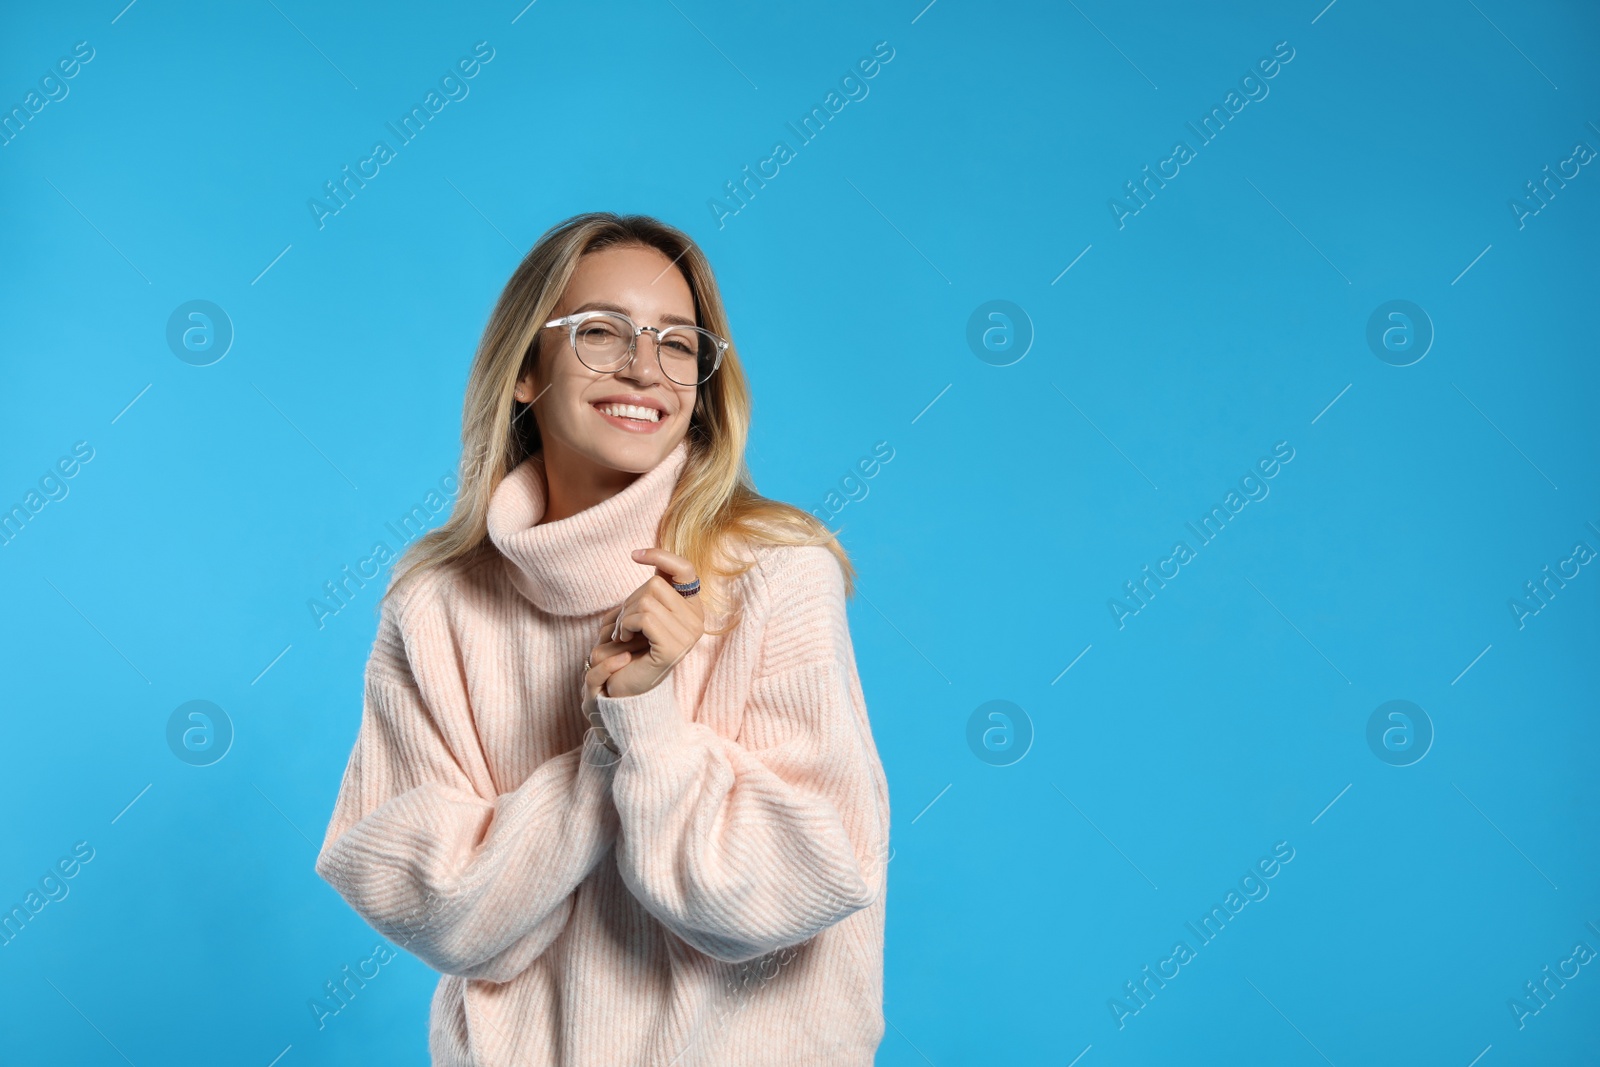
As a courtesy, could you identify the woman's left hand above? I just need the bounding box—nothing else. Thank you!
[587,548,705,700]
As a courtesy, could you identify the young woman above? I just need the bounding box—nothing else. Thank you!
[315,212,890,1066]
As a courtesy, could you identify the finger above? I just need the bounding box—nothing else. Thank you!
[597,602,623,641]
[586,648,630,683]
[609,593,657,643]
[584,649,632,694]
[645,573,704,616]
[615,601,692,658]
[640,579,702,646]
[629,578,702,638]
[612,589,674,643]
[630,547,698,588]
[591,624,649,657]
[589,635,647,668]
[610,599,647,644]
[612,559,696,644]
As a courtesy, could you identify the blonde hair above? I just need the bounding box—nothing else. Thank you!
[380,211,853,632]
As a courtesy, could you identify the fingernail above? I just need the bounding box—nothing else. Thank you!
[631,549,644,558]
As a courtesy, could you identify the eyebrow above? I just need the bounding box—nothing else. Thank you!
[570,300,697,328]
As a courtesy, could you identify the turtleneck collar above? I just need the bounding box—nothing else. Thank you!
[486,439,691,617]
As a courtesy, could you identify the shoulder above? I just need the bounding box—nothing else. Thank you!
[739,543,852,676]
[368,549,499,682]
[741,542,846,609]
[380,554,456,631]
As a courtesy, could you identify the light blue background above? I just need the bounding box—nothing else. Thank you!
[2,0,1597,1064]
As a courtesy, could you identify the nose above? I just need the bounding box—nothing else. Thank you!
[615,331,666,384]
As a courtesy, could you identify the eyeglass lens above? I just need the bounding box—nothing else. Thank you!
[570,313,720,386]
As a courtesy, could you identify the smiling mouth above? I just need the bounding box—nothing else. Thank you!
[592,401,663,424]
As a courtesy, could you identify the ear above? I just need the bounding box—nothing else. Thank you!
[514,336,543,403]
[514,364,538,403]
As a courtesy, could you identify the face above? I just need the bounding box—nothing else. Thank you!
[515,244,700,476]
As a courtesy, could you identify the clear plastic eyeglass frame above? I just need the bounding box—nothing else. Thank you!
[542,310,729,386]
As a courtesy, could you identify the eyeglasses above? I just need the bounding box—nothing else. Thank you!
[542,310,728,387]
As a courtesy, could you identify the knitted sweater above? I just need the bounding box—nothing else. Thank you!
[314,438,890,1066]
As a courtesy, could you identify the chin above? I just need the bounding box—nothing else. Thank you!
[585,431,678,473]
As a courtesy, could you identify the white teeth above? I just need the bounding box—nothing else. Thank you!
[595,402,660,423]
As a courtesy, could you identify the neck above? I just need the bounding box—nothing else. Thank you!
[537,438,646,524]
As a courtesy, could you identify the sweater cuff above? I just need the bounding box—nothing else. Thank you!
[594,679,689,759]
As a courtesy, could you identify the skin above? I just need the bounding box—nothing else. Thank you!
[511,243,708,710]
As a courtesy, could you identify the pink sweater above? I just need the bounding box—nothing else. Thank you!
[315,438,890,1066]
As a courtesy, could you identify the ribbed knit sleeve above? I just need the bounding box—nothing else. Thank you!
[314,582,620,983]
[593,545,890,965]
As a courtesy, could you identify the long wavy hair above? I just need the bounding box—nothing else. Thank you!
[379,211,853,632]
